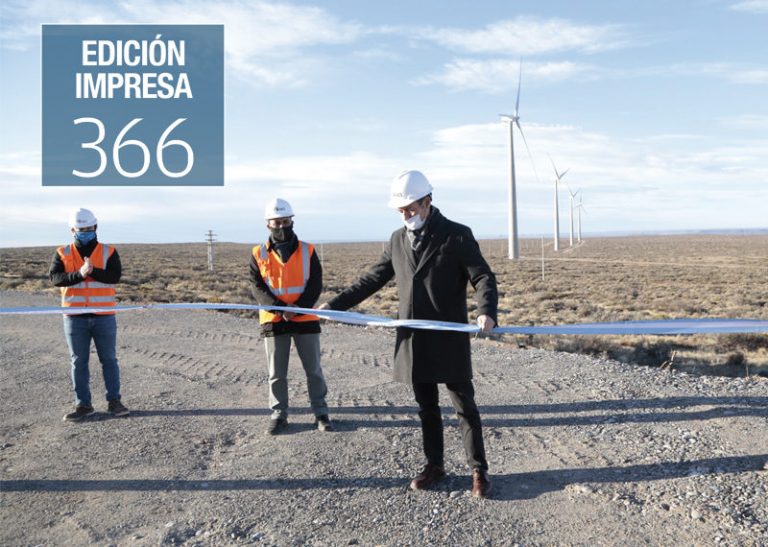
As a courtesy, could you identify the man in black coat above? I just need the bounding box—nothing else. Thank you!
[321,170,498,497]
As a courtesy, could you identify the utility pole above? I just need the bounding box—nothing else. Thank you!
[205,230,217,272]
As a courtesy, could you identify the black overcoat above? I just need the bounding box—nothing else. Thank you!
[328,208,498,383]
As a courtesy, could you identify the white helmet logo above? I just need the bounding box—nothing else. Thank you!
[387,170,433,208]
[264,198,294,220]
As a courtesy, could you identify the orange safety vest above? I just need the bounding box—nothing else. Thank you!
[252,240,320,324]
[57,243,116,315]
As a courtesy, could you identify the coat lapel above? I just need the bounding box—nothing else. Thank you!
[414,210,447,275]
[400,229,418,272]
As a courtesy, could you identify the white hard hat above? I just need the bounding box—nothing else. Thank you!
[264,198,294,220]
[387,170,433,208]
[68,208,98,229]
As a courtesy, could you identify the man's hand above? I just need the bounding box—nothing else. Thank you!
[317,303,331,310]
[79,257,93,278]
[282,311,296,320]
[476,314,495,333]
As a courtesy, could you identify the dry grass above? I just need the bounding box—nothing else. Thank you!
[2,235,767,377]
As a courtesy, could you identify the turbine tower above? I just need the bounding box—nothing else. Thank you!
[576,194,586,243]
[567,187,580,247]
[548,155,568,252]
[500,60,534,260]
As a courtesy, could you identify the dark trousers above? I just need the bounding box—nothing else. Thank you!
[412,381,488,471]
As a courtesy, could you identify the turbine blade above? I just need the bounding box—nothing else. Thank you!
[560,168,570,180]
[516,120,540,183]
[514,59,522,117]
[547,153,560,179]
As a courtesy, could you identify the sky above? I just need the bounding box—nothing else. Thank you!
[1,0,767,247]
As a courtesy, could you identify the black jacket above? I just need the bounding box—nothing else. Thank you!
[249,235,322,336]
[328,208,497,383]
[49,238,122,286]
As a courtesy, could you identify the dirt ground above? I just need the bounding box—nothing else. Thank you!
[1,290,766,546]
[3,235,767,375]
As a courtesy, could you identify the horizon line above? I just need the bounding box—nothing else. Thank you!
[2,227,767,249]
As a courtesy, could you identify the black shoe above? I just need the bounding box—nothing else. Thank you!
[315,415,334,432]
[265,417,288,435]
[108,399,130,417]
[63,406,95,422]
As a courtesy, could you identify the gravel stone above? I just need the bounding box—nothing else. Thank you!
[1,290,766,546]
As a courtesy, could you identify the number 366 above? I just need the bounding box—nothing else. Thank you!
[73,117,194,179]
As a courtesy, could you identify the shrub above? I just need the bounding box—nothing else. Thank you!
[724,352,746,367]
[717,334,768,352]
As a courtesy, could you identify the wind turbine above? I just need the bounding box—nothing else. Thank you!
[500,60,535,260]
[567,186,580,247]
[547,154,568,252]
[576,194,586,243]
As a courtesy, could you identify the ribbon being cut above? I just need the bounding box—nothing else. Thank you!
[1,303,766,335]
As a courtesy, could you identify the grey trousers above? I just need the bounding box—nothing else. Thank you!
[264,333,328,419]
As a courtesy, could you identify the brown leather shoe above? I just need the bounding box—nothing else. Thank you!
[471,468,492,498]
[409,463,446,491]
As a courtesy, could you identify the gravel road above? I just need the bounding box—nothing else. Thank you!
[1,291,766,546]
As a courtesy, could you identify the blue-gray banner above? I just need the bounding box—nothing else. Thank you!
[42,24,224,186]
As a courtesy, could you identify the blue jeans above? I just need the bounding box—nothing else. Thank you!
[63,314,121,407]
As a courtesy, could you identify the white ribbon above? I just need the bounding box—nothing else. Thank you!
[1,303,766,334]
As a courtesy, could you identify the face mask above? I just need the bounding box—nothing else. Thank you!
[270,225,294,243]
[74,231,97,245]
[403,214,426,231]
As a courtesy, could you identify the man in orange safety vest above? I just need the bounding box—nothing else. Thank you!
[49,208,130,422]
[249,198,331,435]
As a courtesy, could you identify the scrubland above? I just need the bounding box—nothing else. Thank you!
[2,234,766,376]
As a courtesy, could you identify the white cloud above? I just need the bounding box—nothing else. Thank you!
[0,149,403,245]
[676,63,768,84]
[3,6,633,91]
[0,1,104,48]
[417,17,628,55]
[416,59,595,93]
[621,63,768,85]
[417,59,768,93]
[730,0,768,13]
[719,114,768,129]
[351,47,403,62]
[728,68,768,84]
[119,0,364,87]
[3,121,767,246]
[404,121,768,234]
[227,151,398,198]
[0,0,365,87]
[0,164,39,177]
